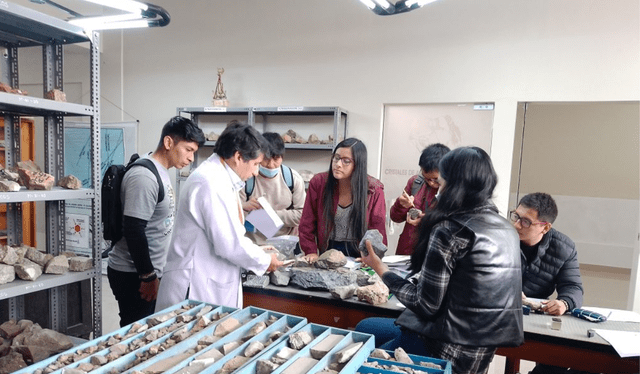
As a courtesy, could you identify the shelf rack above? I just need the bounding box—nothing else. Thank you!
[0,1,101,338]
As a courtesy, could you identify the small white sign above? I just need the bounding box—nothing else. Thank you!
[66,213,89,249]
[204,107,227,112]
[473,103,494,110]
[277,106,304,111]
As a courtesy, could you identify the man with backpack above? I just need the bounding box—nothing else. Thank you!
[239,132,306,244]
[107,116,205,327]
[389,143,450,255]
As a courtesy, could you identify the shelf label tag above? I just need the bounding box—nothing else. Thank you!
[473,103,494,110]
[204,107,227,112]
[277,106,304,111]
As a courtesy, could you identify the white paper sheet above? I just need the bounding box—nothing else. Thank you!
[594,329,640,358]
[245,197,284,239]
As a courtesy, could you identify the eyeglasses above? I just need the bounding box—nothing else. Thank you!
[332,155,354,166]
[509,211,547,229]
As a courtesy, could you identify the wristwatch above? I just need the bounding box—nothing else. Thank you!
[560,299,570,313]
[139,271,157,282]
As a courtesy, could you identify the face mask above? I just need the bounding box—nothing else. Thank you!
[259,165,279,178]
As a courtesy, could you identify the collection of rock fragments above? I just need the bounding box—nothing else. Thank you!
[0,245,94,285]
[205,129,334,146]
[0,83,66,103]
[358,347,445,374]
[0,160,81,192]
[245,229,391,306]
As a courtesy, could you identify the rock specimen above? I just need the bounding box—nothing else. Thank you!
[370,348,392,360]
[57,175,81,189]
[0,246,20,265]
[394,347,414,364]
[0,264,15,284]
[358,229,387,258]
[0,168,20,182]
[69,256,93,271]
[269,269,291,286]
[308,134,320,144]
[281,357,318,374]
[17,169,55,190]
[0,82,27,95]
[256,359,280,374]
[0,180,20,192]
[357,280,390,305]
[243,274,270,288]
[289,268,357,290]
[408,207,422,220]
[206,131,219,141]
[44,255,69,274]
[244,340,265,357]
[0,351,28,373]
[288,330,313,350]
[281,134,292,143]
[329,284,357,300]
[44,89,66,102]
[15,259,42,281]
[25,247,52,267]
[522,297,543,311]
[219,355,249,373]
[243,321,266,341]
[310,334,344,359]
[214,318,241,337]
[335,341,363,363]
[314,249,347,269]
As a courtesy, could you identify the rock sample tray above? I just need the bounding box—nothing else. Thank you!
[357,349,452,374]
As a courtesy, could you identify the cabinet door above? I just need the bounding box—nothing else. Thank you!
[0,117,36,246]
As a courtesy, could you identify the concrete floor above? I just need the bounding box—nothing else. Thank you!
[100,264,630,374]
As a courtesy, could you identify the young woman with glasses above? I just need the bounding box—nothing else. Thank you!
[298,137,387,260]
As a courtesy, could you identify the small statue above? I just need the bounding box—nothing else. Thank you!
[212,68,228,107]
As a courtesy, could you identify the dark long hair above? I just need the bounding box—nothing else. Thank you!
[409,146,498,274]
[321,138,369,251]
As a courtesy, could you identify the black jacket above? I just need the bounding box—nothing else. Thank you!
[522,228,584,310]
[396,208,524,347]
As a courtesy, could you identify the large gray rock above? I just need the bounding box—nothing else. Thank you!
[44,255,69,274]
[15,259,42,281]
[269,269,291,286]
[358,229,387,258]
[0,245,19,265]
[0,180,20,192]
[315,249,347,269]
[69,256,93,271]
[243,274,270,288]
[289,268,357,290]
[57,175,82,190]
[329,284,357,300]
[25,247,52,267]
[0,351,27,373]
[0,264,15,284]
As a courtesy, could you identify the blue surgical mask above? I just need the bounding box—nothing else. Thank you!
[259,165,280,178]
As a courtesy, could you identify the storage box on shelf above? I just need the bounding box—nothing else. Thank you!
[15,300,451,374]
[0,0,101,344]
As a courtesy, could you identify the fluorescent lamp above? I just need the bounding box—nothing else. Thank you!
[372,0,392,9]
[82,0,148,13]
[68,13,142,27]
[83,19,149,31]
[405,0,438,7]
[359,0,377,9]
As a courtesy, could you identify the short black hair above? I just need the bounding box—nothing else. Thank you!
[156,116,205,150]
[214,120,269,161]
[418,143,451,172]
[262,132,286,158]
[518,192,558,223]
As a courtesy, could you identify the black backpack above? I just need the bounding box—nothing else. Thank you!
[101,154,165,243]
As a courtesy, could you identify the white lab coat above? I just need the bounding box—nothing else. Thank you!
[156,155,271,311]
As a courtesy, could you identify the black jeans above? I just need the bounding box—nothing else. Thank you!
[107,266,157,327]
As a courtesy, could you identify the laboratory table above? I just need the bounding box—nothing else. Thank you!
[244,284,639,374]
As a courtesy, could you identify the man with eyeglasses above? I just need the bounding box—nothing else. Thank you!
[510,192,583,319]
[511,194,586,374]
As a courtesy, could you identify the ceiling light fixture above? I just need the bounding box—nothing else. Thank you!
[358,0,439,15]
[30,0,170,30]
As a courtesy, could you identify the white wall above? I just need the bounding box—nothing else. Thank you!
[96,0,639,213]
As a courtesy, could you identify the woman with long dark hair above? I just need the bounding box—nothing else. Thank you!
[359,146,523,374]
[298,138,387,259]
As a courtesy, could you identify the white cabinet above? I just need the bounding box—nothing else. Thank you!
[0,2,101,338]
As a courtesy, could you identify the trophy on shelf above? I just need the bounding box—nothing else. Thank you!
[212,67,229,107]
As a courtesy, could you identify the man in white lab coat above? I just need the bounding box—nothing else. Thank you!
[156,122,283,310]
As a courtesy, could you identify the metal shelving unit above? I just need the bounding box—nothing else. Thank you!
[0,2,101,338]
[175,106,348,195]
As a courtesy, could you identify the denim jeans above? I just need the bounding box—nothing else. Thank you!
[355,317,431,356]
